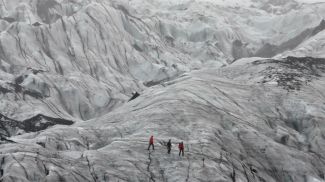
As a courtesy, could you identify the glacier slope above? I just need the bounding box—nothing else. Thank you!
[1,0,325,124]
[1,57,325,181]
[0,0,325,181]
[0,0,193,123]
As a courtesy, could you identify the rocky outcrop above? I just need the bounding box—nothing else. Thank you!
[253,57,325,90]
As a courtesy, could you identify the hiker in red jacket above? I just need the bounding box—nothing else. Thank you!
[178,142,184,156]
[148,135,154,151]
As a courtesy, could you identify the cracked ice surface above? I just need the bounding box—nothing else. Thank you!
[1,0,325,181]
[1,57,325,181]
[1,0,325,122]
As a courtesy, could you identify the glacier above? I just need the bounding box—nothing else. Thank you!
[1,0,325,181]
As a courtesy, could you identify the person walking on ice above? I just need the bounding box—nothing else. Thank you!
[178,142,184,156]
[148,135,154,151]
[167,139,172,154]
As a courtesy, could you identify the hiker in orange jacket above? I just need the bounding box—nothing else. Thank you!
[178,142,184,156]
[148,135,154,150]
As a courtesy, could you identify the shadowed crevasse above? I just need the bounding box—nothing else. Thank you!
[0,113,74,137]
